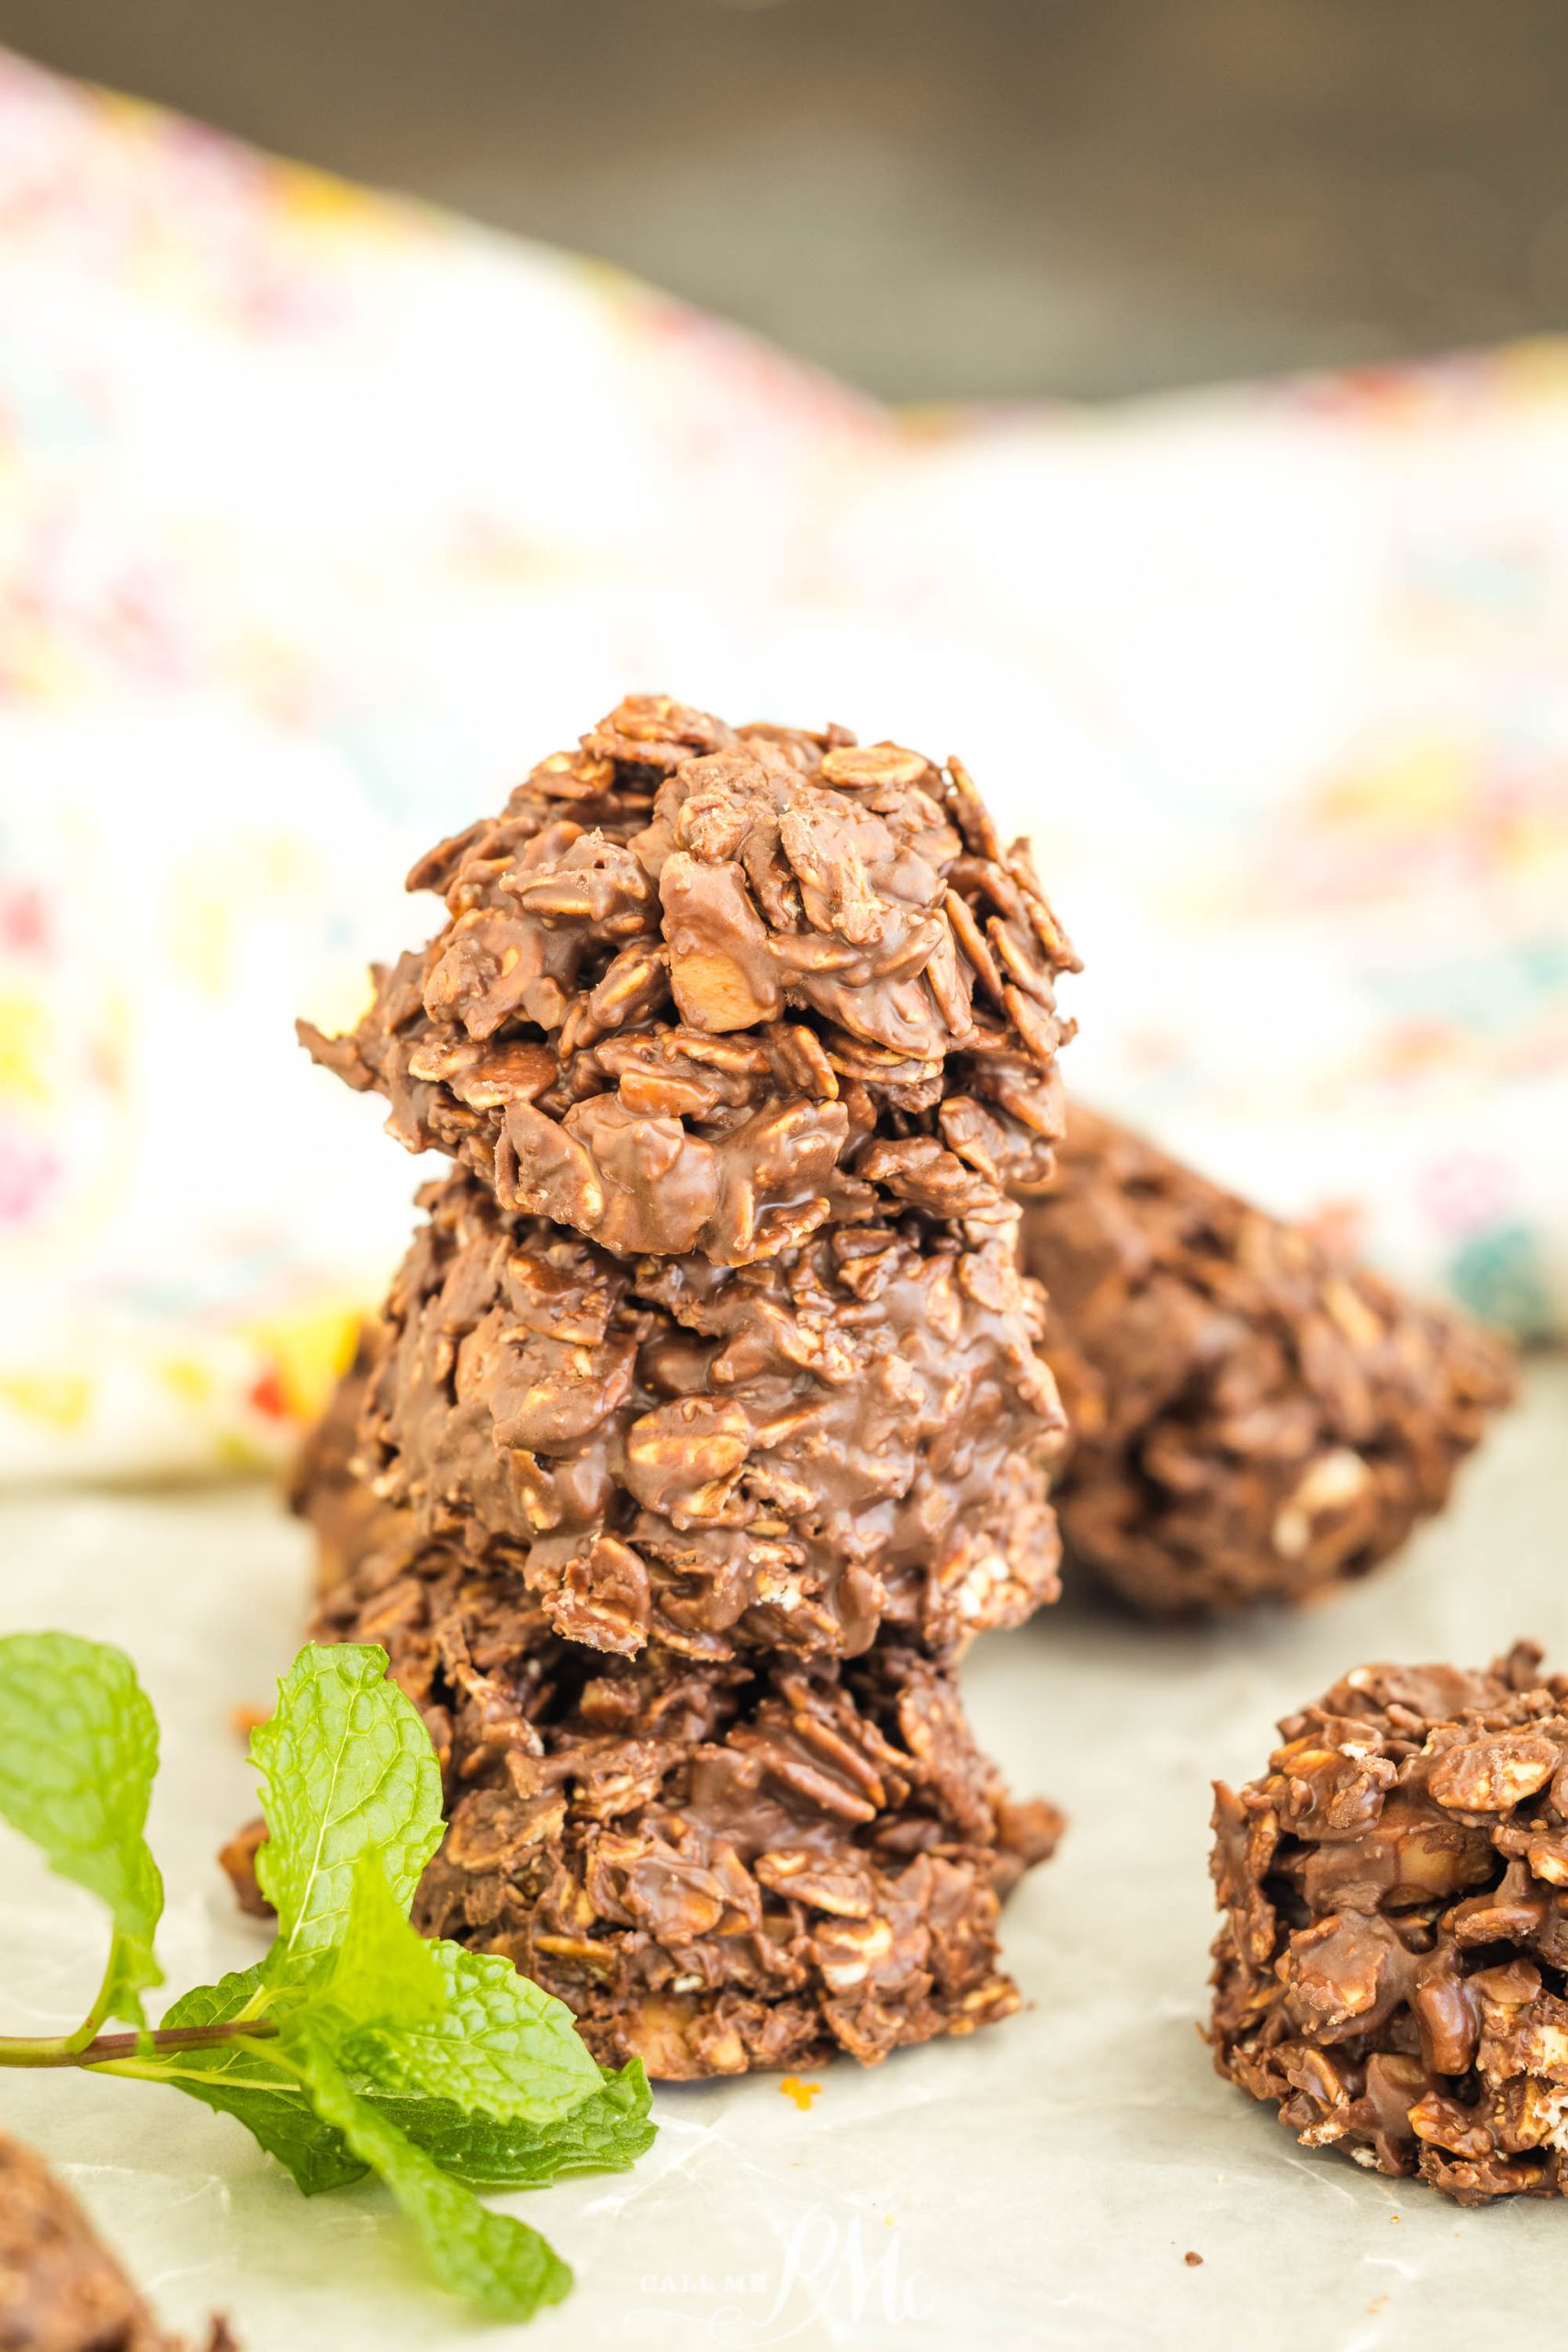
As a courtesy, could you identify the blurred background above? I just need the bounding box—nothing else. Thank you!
[2,0,1566,1483]
[7,0,1568,402]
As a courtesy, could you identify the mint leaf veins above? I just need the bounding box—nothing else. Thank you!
[251,1643,444,1966]
[0,1634,653,2322]
[0,1632,164,2034]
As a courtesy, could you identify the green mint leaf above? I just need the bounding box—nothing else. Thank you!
[250,1645,443,1964]
[137,1973,650,2201]
[388,2060,656,2189]
[152,1966,365,2197]
[314,1852,446,2031]
[288,2025,573,2322]
[341,1941,603,2124]
[0,1632,164,2028]
[152,1963,649,2200]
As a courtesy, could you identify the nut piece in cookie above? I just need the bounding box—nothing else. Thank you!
[1022,1104,1513,1612]
[1210,1642,1568,2202]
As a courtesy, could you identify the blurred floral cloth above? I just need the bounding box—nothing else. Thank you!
[1,46,1564,1480]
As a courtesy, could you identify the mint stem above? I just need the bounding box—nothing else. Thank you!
[0,2018,279,2071]
[63,1942,118,2052]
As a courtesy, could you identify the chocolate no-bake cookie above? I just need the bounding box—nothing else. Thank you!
[225,1543,1064,2081]
[0,2132,234,2352]
[261,691,1075,2079]
[1022,1105,1513,1612]
[329,1167,1064,1662]
[1211,1643,1568,2203]
[302,695,1077,1264]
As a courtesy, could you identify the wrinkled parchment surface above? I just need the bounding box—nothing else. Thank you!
[1,1363,1562,2352]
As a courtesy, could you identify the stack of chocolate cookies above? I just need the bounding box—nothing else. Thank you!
[286,696,1079,2080]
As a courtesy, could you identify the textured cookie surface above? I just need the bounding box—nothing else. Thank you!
[1023,1105,1513,1611]
[1211,1642,1568,2201]
[236,1533,1066,2080]
[303,696,1076,1265]
[333,1170,1065,1662]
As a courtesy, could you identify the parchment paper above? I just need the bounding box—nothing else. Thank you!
[1,1363,1563,2352]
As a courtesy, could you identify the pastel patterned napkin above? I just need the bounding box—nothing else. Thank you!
[2,46,1562,1479]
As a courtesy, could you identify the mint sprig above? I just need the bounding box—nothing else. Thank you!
[0,1634,654,2322]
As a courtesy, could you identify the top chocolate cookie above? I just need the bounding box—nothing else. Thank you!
[302,697,1077,1263]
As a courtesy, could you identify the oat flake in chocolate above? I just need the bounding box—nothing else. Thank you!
[337,1166,1065,1663]
[1022,1105,1513,1613]
[1211,1643,1568,2202]
[301,696,1077,1265]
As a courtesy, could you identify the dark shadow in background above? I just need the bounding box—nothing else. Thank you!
[3,0,1566,402]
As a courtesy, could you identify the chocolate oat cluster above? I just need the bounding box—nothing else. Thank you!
[1022,1105,1513,1612]
[349,1167,1062,1661]
[1211,1644,1568,2203]
[299,1510,1063,2079]
[281,695,1077,2076]
[302,695,1073,1263]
